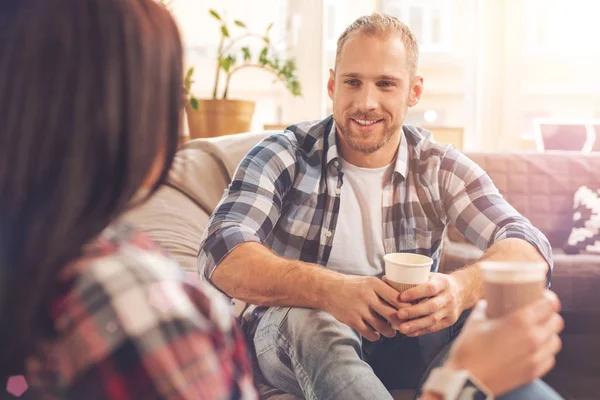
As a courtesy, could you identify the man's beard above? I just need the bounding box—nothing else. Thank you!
[334,114,400,154]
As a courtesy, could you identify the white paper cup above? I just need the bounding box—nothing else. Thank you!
[383,253,433,293]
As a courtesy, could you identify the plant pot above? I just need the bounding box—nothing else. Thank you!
[185,99,256,139]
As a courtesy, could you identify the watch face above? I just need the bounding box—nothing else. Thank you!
[458,378,488,400]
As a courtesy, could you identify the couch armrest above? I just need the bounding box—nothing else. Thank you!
[124,185,209,272]
[440,238,484,274]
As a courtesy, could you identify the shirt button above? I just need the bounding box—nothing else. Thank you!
[325,230,333,238]
[333,160,339,168]
[334,188,341,195]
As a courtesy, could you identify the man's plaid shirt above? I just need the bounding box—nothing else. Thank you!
[198,115,553,328]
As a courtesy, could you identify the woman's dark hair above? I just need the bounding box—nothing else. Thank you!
[0,0,183,375]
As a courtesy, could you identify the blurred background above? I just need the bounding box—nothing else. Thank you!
[170,0,600,151]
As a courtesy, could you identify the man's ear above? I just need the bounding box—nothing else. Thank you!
[408,75,424,107]
[327,68,335,101]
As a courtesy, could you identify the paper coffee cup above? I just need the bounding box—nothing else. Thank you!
[479,261,547,319]
[383,253,433,293]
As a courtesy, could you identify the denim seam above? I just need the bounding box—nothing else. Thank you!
[254,324,280,357]
[275,326,319,400]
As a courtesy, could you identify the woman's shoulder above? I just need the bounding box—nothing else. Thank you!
[28,221,253,399]
[56,220,233,334]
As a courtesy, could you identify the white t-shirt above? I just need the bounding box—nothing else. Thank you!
[327,157,394,276]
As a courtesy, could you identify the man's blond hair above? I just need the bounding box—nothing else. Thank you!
[335,13,419,76]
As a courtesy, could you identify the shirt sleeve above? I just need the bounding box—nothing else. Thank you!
[49,262,257,400]
[197,134,298,284]
[438,147,553,275]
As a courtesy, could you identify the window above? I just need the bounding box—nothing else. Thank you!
[504,0,600,142]
[380,0,453,53]
[171,0,599,150]
[323,0,349,66]
[380,0,475,147]
[524,0,600,54]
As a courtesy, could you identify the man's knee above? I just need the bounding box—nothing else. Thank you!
[256,307,361,354]
[255,307,365,367]
[254,307,363,394]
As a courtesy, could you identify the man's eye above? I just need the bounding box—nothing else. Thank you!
[378,81,394,88]
[345,79,360,86]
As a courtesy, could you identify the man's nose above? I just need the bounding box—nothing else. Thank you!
[355,84,379,112]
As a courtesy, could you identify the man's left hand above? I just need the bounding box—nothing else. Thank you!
[396,273,464,336]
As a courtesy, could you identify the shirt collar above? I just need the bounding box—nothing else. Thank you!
[326,121,409,179]
[325,122,339,167]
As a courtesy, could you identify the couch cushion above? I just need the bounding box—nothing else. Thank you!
[125,131,273,271]
[550,248,600,314]
[167,144,229,217]
[124,185,209,272]
[172,131,272,215]
[465,152,600,248]
[439,238,483,273]
[438,236,600,315]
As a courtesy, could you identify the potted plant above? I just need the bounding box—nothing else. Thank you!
[181,9,302,139]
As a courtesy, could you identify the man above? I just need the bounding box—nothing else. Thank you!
[199,13,560,399]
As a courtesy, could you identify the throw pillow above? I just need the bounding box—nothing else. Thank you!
[564,186,600,255]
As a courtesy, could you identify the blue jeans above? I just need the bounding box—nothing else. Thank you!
[253,307,563,400]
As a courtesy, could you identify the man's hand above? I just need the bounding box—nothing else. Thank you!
[321,275,410,341]
[443,291,564,396]
[395,273,464,336]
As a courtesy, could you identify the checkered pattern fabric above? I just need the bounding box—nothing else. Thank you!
[198,115,552,330]
[25,222,256,400]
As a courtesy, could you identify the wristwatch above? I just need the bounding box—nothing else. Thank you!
[422,367,493,400]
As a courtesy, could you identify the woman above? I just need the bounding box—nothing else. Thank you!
[0,0,256,398]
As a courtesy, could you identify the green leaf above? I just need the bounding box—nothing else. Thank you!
[290,80,302,96]
[184,67,195,93]
[241,46,252,61]
[221,25,230,38]
[220,55,236,72]
[263,36,270,44]
[209,9,221,21]
[258,47,269,65]
[266,22,274,34]
[280,66,290,77]
[220,58,231,72]
[234,20,247,28]
[190,97,199,110]
[185,67,195,79]
[280,60,292,76]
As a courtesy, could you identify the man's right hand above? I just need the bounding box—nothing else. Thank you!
[443,290,564,397]
[321,275,410,341]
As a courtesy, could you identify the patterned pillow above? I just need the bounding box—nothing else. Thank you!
[564,186,600,255]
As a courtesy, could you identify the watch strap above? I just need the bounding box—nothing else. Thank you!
[423,367,493,400]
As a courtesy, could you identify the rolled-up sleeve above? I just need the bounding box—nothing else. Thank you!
[198,134,298,285]
[439,148,553,276]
